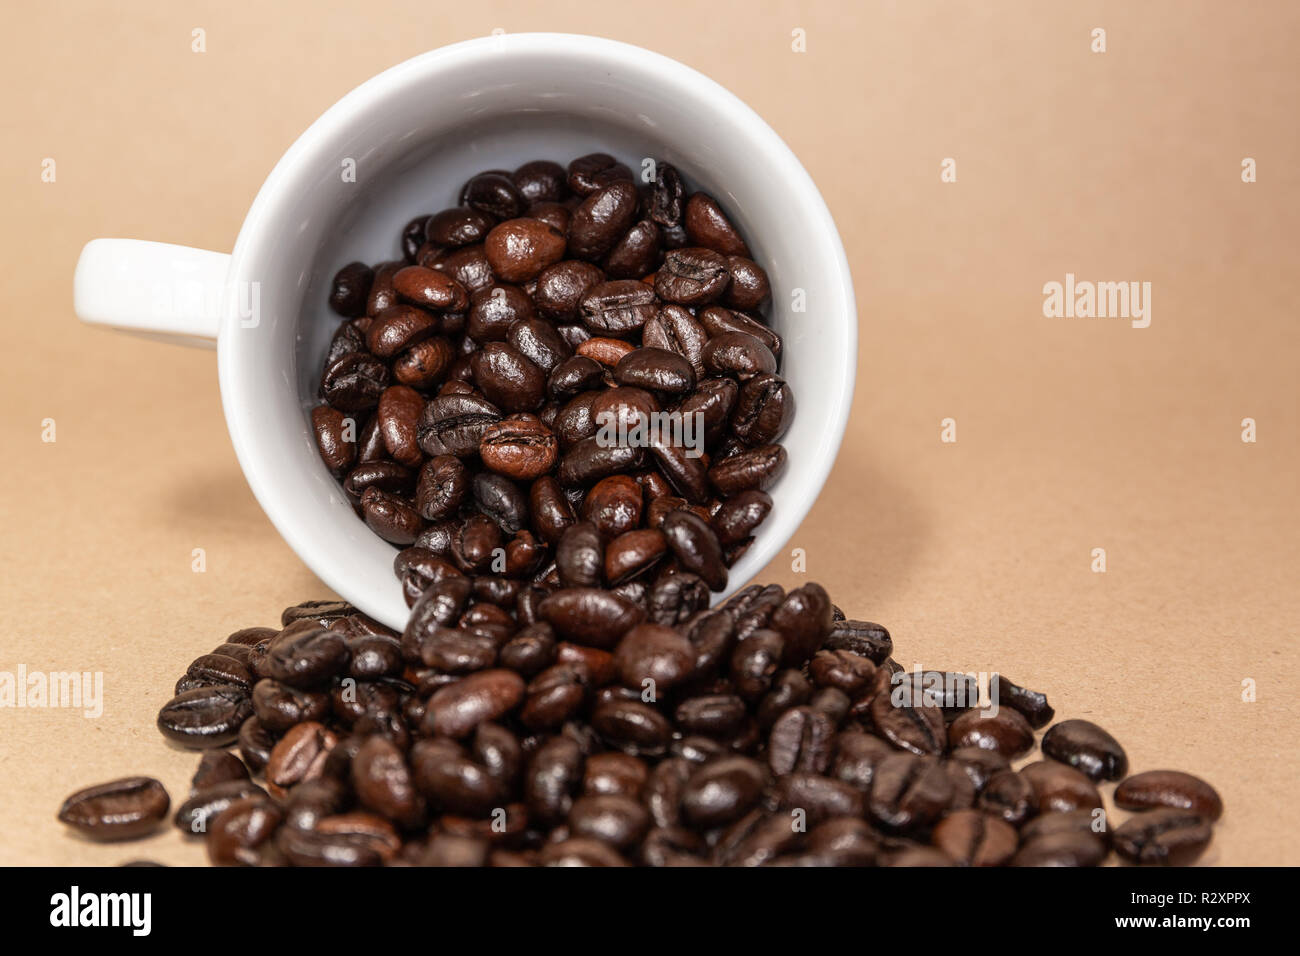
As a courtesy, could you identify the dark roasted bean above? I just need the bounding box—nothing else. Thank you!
[58,777,171,841]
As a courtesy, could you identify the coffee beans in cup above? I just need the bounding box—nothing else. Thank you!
[312,154,791,602]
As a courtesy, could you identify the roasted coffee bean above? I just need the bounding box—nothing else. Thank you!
[471,342,546,413]
[424,670,525,738]
[948,708,1035,758]
[732,374,793,446]
[931,810,1019,866]
[1115,770,1223,821]
[702,331,777,381]
[435,250,496,300]
[252,679,331,732]
[680,757,766,828]
[266,627,350,689]
[417,393,502,458]
[538,588,646,649]
[698,306,782,358]
[684,192,750,256]
[534,260,606,321]
[831,731,894,791]
[265,721,338,796]
[344,461,414,499]
[1020,759,1103,814]
[57,777,170,841]
[579,279,658,337]
[158,685,252,748]
[321,353,389,412]
[660,510,727,591]
[186,653,253,691]
[376,385,425,466]
[948,747,1010,794]
[991,674,1055,728]
[771,583,834,667]
[568,180,639,261]
[1041,719,1128,782]
[329,261,374,317]
[768,705,836,776]
[360,487,424,545]
[1114,808,1213,866]
[648,573,711,628]
[513,160,567,204]
[485,218,567,283]
[207,797,281,866]
[591,698,672,756]
[604,529,667,584]
[654,248,729,306]
[426,207,495,247]
[480,415,557,480]
[868,753,952,832]
[312,405,357,472]
[723,256,770,311]
[869,690,946,756]
[460,172,524,220]
[1012,830,1108,867]
[508,317,571,373]
[402,215,430,261]
[352,736,423,827]
[393,265,469,312]
[824,619,892,665]
[576,336,635,367]
[614,347,696,395]
[604,220,662,278]
[708,443,786,495]
[365,304,438,359]
[568,153,633,196]
[190,752,250,793]
[612,623,695,691]
[979,770,1035,827]
[174,779,268,836]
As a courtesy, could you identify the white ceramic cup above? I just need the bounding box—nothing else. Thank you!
[73,33,857,631]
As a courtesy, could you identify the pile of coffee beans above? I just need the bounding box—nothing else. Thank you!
[312,153,792,604]
[61,583,1222,866]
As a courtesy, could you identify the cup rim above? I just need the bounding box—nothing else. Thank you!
[218,32,858,627]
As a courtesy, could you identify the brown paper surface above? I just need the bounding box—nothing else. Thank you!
[1,1,1296,865]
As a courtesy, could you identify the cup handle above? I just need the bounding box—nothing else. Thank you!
[73,239,233,349]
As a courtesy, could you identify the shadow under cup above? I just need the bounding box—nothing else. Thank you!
[222,37,856,631]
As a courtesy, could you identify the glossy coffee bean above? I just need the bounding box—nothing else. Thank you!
[684,192,750,256]
[931,809,1019,866]
[568,181,639,261]
[57,777,170,841]
[329,261,374,317]
[426,207,495,247]
[460,172,524,220]
[567,153,633,196]
[485,218,567,283]
[173,779,268,835]
[1114,770,1223,821]
[1114,808,1213,866]
[1041,719,1128,782]
[480,415,557,480]
[654,248,729,306]
[157,685,252,748]
[947,708,1035,758]
[1020,759,1103,814]
[207,797,282,866]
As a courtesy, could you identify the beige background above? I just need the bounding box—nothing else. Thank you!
[1,1,1296,866]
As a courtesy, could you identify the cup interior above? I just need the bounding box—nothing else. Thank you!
[221,33,856,630]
